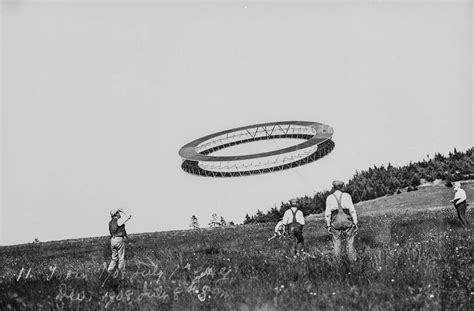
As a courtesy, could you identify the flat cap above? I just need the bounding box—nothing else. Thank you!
[289,198,298,204]
[332,180,344,187]
[110,208,123,217]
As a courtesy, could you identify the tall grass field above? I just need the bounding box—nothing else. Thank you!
[1,183,473,310]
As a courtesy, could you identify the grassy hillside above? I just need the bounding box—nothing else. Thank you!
[309,180,474,220]
[1,184,473,310]
[245,147,473,223]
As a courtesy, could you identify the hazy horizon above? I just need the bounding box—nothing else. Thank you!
[1,1,472,245]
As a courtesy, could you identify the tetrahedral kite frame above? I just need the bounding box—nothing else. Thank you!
[178,121,335,177]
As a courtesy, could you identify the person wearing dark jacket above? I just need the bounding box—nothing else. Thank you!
[107,208,132,273]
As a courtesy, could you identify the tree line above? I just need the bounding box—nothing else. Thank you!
[244,147,473,224]
[189,213,235,230]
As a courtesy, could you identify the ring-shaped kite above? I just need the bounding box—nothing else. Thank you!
[178,121,334,177]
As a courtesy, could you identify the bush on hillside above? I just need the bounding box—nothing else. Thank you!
[246,147,473,223]
[407,186,418,192]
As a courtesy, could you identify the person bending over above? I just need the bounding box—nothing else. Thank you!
[268,220,286,241]
[450,182,469,227]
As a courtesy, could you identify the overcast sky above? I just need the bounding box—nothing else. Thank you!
[1,0,472,245]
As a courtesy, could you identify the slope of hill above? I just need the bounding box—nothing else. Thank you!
[245,147,473,224]
[1,185,473,310]
[308,181,474,220]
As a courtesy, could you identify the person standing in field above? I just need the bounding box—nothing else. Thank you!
[450,182,469,227]
[325,180,358,261]
[282,199,305,255]
[108,208,132,273]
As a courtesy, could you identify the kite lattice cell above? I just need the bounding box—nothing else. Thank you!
[178,121,335,177]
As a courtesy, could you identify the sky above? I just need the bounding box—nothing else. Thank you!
[1,0,472,245]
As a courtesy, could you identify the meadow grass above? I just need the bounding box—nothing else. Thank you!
[1,205,472,310]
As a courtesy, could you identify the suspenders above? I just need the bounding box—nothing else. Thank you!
[291,208,298,224]
[333,192,344,213]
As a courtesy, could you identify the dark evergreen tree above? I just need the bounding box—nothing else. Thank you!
[220,216,227,227]
[189,215,200,230]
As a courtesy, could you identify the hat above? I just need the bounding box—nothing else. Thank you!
[289,198,298,204]
[110,208,123,217]
[332,180,344,187]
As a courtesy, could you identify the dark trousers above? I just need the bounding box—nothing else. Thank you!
[455,201,469,227]
[288,224,304,254]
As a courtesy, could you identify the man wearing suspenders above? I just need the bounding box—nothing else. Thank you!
[325,180,358,261]
[282,198,305,256]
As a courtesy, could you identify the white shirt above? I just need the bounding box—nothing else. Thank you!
[282,207,305,225]
[325,190,358,226]
[453,188,467,204]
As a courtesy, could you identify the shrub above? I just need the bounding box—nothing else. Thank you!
[406,186,418,192]
[424,175,435,182]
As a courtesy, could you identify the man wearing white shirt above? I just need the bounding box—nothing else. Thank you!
[325,180,358,261]
[282,199,305,255]
[108,208,132,273]
[268,220,286,241]
[450,182,469,227]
